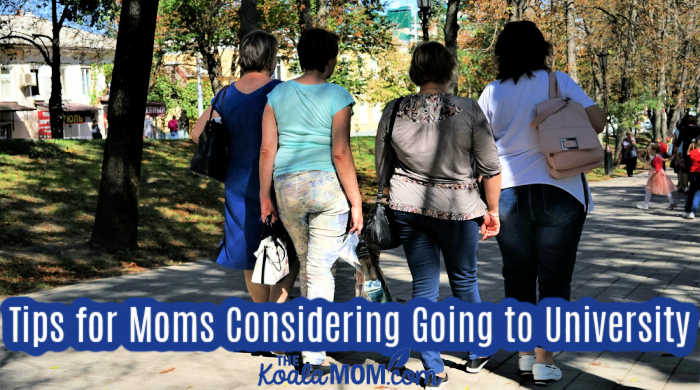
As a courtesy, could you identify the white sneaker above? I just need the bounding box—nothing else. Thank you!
[636,202,649,210]
[532,363,562,386]
[682,212,695,219]
[518,354,535,376]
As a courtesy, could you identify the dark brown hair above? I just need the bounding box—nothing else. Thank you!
[297,28,339,73]
[495,21,551,84]
[409,41,456,86]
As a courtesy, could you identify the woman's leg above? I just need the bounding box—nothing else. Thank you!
[497,187,537,305]
[393,211,445,375]
[533,185,586,365]
[435,218,483,365]
[299,200,349,365]
[435,218,481,302]
[243,270,270,302]
[497,186,538,363]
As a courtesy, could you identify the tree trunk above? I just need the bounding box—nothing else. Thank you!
[239,0,258,40]
[668,2,696,129]
[654,11,668,140]
[619,0,639,104]
[508,0,528,21]
[316,0,330,27]
[91,0,160,251]
[200,48,223,93]
[565,0,578,82]
[444,0,460,94]
[49,0,64,139]
[297,0,312,31]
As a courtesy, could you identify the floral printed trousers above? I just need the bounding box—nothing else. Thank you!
[274,170,349,365]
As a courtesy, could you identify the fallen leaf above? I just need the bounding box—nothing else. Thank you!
[591,361,601,366]
[49,365,59,370]
[160,368,175,374]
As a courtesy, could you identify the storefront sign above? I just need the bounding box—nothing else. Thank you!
[38,111,51,139]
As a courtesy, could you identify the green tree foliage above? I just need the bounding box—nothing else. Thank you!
[147,75,213,123]
[157,0,239,92]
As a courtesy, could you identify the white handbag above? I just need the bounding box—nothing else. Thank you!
[251,225,290,285]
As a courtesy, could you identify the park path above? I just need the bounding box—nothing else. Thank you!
[1,173,699,390]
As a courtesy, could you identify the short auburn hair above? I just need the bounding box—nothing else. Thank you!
[409,41,456,87]
[238,30,278,74]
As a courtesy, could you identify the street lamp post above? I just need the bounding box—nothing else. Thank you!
[598,51,611,174]
[417,0,430,42]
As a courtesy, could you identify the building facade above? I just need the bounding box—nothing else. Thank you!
[0,14,115,139]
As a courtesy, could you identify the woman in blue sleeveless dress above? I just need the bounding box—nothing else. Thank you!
[193,31,296,303]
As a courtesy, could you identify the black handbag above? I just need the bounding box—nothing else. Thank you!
[364,97,404,250]
[190,87,230,182]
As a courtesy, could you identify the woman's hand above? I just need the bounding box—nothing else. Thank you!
[260,197,278,224]
[481,212,500,240]
[348,205,364,234]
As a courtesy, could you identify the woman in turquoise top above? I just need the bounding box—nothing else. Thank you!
[192,31,295,305]
[259,28,363,372]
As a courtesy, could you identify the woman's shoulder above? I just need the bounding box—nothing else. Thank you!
[325,82,352,96]
[447,94,482,116]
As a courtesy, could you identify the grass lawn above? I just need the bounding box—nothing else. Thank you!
[0,138,380,296]
[0,136,636,296]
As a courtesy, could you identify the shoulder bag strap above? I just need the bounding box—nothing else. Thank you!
[548,71,560,99]
[377,96,404,200]
[208,85,228,122]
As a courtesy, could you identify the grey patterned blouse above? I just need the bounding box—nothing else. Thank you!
[375,93,501,220]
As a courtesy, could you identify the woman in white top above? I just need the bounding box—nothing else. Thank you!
[478,21,604,386]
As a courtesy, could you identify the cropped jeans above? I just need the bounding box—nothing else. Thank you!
[497,184,586,304]
[274,170,349,365]
[393,210,482,374]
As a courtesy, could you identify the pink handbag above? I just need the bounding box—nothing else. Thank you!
[532,72,603,179]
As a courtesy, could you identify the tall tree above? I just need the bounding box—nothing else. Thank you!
[444,0,460,93]
[297,0,312,31]
[239,0,258,40]
[565,0,578,81]
[91,0,160,251]
[158,0,239,93]
[0,0,116,139]
[668,0,697,129]
[507,0,529,21]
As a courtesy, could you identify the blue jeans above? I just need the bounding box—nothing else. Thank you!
[393,211,482,373]
[497,184,586,304]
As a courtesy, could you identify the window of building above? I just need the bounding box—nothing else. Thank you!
[81,67,91,96]
[29,68,40,96]
[0,66,12,99]
[0,112,11,140]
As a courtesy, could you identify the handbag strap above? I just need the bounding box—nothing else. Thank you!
[208,85,228,121]
[376,96,405,200]
[548,71,560,99]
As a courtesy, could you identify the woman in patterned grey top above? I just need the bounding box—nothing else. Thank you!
[375,42,502,386]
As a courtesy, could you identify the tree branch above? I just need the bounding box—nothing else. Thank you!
[0,33,52,65]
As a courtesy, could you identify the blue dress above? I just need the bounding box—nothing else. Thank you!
[212,79,282,269]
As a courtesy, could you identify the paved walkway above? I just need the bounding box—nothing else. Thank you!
[1,174,699,389]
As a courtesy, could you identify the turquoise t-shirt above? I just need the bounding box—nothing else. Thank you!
[267,80,355,176]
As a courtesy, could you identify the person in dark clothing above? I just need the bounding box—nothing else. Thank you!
[619,132,637,177]
[674,115,700,192]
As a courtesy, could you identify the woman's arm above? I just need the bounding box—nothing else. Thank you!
[191,106,220,144]
[470,100,502,239]
[332,106,363,233]
[481,174,502,240]
[259,104,278,223]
